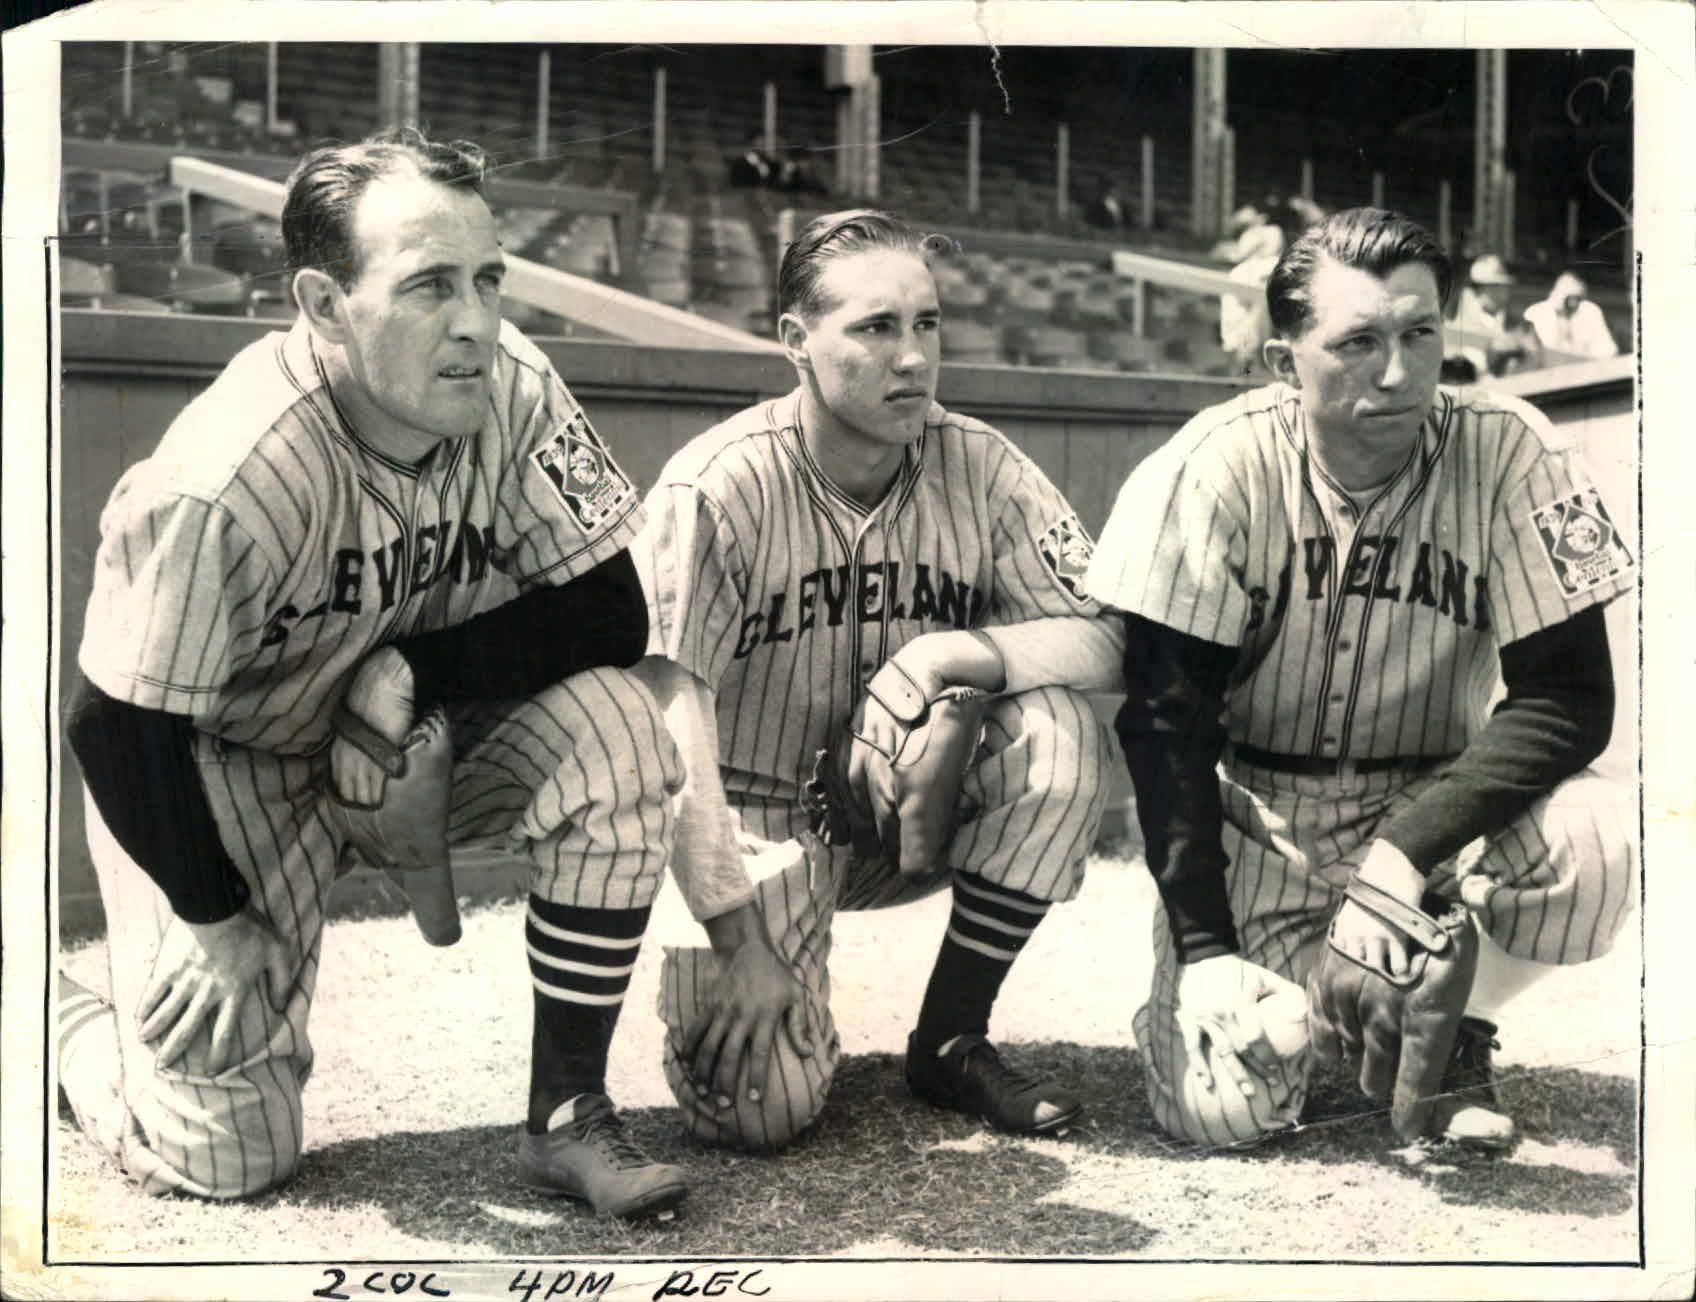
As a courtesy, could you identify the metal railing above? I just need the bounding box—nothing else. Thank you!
[163,155,780,353]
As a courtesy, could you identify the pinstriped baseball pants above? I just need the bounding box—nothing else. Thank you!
[1136,761,1637,1149]
[658,684,1113,1150]
[64,666,680,1199]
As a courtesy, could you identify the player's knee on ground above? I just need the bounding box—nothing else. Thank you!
[122,1067,306,1199]
[1132,1000,1307,1151]
[658,946,840,1151]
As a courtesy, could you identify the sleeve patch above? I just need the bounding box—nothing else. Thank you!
[1529,486,1634,597]
[530,415,634,532]
[1039,514,1096,602]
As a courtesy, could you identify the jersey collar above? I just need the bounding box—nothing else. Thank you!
[286,320,451,479]
[777,386,928,519]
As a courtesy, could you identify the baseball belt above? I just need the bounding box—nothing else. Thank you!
[1227,743,1456,779]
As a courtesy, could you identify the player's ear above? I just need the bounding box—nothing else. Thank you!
[293,267,349,344]
[777,312,812,371]
[1262,337,1299,387]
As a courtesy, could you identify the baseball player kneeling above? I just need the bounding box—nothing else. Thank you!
[630,210,1124,1149]
[1084,207,1635,1152]
[59,129,689,1217]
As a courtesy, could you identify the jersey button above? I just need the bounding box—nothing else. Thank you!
[1337,639,1353,652]
[1329,691,1345,703]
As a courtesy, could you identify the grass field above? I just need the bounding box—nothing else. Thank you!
[49,846,1643,1265]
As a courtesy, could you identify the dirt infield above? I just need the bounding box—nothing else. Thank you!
[51,850,1641,1263]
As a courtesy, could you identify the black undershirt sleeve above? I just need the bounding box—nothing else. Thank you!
[391,549,649,707]
[1115,611,1241,964]
[1377,603,1615,872]
[64,551,651,927]
[65,679,251,925]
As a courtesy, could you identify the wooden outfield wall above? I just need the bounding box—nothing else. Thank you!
[51,310,1635,937]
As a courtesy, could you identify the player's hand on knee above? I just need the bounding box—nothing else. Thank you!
[137,910,293,1074]
[683,930,813,1106]
[1175,953,1306,1099]
[1336,841,1428,979]
[331,648,416,805]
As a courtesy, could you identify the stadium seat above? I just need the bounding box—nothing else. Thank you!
[1087,330,1164,372]
[60,257,114,304]
[114,260,247,314]
[940,318,1000,364]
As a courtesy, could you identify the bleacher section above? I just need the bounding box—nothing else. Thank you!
[54,42,1225,362]
[58,42,1628,372]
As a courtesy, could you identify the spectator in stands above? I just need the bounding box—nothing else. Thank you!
[729,134,776,189]
[1085,180,1127,230]
[1523,270,1619,360]
[1211,201,1285,265]
[1285,195,1326,231]
[1214,201,1286,375]
[1447,253,1527,378]
[777,146,830,196]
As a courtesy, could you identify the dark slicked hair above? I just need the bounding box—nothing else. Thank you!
[282,126,490,289]
[777,208,954,320]
[1265,206,1453,338]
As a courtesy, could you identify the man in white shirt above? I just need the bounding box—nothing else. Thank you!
[1523,271,1619,360]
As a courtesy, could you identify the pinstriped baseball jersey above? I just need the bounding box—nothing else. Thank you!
[635,387,1102,807]
[1085,382,1634,760]
[80,318,641,751]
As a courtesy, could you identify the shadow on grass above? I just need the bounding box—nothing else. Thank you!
[1188,1059,1637,1220]
[1002,1040,1636,1220]
[287,1050,1157,1257]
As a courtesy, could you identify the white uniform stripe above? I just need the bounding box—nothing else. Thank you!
[524,942,638,979]
[949,900,1038,938]
[953,873,1049,916]
[943,925,1021,962]
[530,975,628,1006]
[524,914,644,951]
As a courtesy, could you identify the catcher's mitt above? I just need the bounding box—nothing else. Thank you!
[328,703,460,945]
[802,662,990,886]
[1306,879,1478,1142]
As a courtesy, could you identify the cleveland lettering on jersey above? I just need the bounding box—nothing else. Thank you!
[261,521,500,646]
[1246,534,1490,637]
[731,560,985,659]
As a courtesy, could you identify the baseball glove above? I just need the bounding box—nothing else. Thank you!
[328,702,460,945]
[802,662,990,887]
[1305,879,1478,1142]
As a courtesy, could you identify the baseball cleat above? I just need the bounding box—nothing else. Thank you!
[1431,1016,1517,1151]
[518,1094,689,1218]
[904,1032,1083,1135]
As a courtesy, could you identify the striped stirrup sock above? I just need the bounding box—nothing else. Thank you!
[525,894,649,1132]
[912,872,1050,1056]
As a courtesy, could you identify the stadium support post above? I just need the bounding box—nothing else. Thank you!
[1474,48,1508,254]
[265,43,278,135]
[377,44,420,130]
[1140,135,1154,228]
[1502,169,1516,262]
[1056,123,1070,221]
[536,50,551,161]
[652,66,667,174]
[967,111,981,214]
